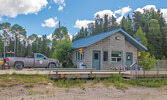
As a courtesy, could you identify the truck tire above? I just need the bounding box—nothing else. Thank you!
[15,62,23,70]
[48,63,56,68]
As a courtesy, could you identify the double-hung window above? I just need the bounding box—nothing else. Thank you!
[111,51,122,63]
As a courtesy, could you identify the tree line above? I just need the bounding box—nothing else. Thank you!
[0,23,70,59]
[73,8,167,59]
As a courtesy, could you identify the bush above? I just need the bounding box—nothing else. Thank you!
[52,35,73,67]
[139,52,158,74]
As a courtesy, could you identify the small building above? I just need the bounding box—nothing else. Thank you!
[71,28,147,70]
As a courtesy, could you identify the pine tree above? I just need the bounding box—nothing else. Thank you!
[109,15,117,30]
[148,19,162,59]
[134,26,148,47]
[41,35,47,55]
[103,14,109,32]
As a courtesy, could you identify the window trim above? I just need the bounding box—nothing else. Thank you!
[111,51,123,63]
[75,50,84,62]
[103,51,108,62]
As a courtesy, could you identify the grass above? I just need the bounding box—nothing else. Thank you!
[54,78,87,88]
[1,73,167,89]
[0,73,51,87]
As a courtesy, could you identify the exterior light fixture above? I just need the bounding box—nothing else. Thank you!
[115,36,120,40]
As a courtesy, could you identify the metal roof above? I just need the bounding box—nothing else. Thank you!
[72,28,148,51]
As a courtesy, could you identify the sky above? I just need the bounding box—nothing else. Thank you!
[0,0,167,39]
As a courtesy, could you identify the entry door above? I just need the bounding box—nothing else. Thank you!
[126,52,133,70]
[92,51,100,70]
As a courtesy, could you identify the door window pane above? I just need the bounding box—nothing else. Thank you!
[127,55,131,60]
[94,53,98,59]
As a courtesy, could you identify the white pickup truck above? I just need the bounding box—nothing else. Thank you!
[6,53,59,70]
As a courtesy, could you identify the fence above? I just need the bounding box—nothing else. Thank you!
[130,60,167,79]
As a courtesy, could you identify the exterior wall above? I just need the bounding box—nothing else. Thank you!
[125,41,138,64]
[71,32,138,70]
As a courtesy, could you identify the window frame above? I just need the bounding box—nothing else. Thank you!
[103,51,108,62]
[75,50,84,61]
[111,51,123,63]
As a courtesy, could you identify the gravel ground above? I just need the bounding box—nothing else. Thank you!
[0,81,167,100]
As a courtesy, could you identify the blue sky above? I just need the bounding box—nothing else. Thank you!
[0,0,167,38]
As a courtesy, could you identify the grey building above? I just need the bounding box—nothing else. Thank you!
[71,28,147,70]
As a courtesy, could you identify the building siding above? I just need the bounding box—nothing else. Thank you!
[71,32,138,70]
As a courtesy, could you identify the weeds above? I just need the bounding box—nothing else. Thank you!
[54,78,87,88]
[0,74,50,87]
[93,77,101,84]
[1,73,167,89]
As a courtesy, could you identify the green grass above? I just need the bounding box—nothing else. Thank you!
[1,73,167,89]
[54,78,87,88]
[129,78,167,87]
[0,73,51,87]
[102,74,167,89]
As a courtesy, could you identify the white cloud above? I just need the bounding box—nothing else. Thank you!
[135,5,157,13]
[47,33,53,40]
[94,10,116,18]
[38,35,42,38]
[115,6,132,16]
[48,6,51,9]
[53,0,66,11]
[74,20,95,29]
[41,17,59,28]
[0,0,48,20]
[161,9,167,22]
[58,5,63,11]
[75,6,132,29]
[68,32,73,40]
[116,16,124,24]
[135,5,167,23]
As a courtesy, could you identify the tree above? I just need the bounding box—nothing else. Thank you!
[53,26,68,42]
[11,24,27,56]
[11,24,26,37]
[134,26,148,47]
[94,14,102,34]
[25,44,32,56]
[109,15,118,30]
[41,35,47,55]
[159,15,167,58]
[139,52,158,75]
[0,36,4,57]
[147,19,162,59]
[103,14,109,32]
[120,16,133,36]
[52,35,72,67]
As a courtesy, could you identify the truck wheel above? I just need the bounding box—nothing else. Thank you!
[48,63,56,68]
[15,62,23,70]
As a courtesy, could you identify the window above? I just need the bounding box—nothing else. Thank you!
[75,50,84,61]
[94,53,99,59]
[103,51,108,61]
[37,54,45,59]
[111,51,122,62]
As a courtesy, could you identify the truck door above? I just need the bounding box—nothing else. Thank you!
[35,54,48,67]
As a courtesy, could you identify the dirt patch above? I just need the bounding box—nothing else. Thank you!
[0,81,167,100]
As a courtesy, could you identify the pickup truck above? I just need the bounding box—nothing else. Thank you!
[6,53,59,70]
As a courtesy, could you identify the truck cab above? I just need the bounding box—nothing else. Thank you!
[6,53,59,70]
